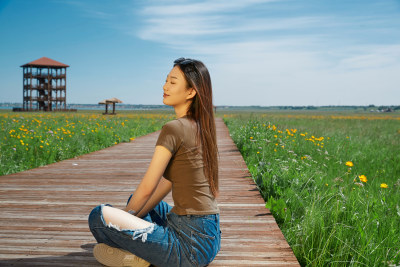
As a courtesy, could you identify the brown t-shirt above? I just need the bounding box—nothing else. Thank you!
[156,116,219,215]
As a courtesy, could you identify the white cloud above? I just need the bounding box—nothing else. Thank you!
[337,45,400,70]
[141,0,279,16]
[136,0,400,105]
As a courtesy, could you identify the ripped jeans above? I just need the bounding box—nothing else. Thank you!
[88,196,221,267]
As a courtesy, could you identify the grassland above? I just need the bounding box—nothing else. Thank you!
[1,108,399,266]
[0,110,174,176]
[222,110,400,266]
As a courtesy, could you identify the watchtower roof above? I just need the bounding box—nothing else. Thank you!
[21,57,69,68]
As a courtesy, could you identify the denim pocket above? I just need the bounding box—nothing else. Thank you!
[189,229,218,267]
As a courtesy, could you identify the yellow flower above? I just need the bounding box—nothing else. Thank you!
[250,136,253,140]
[359,175,367,183]
[380,183,388,188]
[345,161,354,167]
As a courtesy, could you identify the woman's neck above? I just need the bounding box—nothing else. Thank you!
[174,102,191,118]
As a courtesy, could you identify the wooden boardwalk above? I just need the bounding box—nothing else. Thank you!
[0,118,299,266]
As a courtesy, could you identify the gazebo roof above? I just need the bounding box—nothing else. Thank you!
[106,97,123,103]
[21,57,69,68]
[98,98,123,104]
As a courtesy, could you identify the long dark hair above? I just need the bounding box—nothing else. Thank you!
[173,58,219,197]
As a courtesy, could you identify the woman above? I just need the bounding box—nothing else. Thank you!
[88,57,221,267]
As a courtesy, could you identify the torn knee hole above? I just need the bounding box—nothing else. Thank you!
[107,222,155,243]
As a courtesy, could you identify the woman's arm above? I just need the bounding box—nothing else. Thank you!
[124,145,172,215]
[133,177,172,218]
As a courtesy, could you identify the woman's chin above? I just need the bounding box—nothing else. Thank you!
[162,99,172,106]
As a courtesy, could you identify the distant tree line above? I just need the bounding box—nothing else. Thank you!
[1,102,399,112]
[216,105,400,111]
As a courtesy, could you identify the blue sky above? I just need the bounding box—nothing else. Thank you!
[0,0,399,106]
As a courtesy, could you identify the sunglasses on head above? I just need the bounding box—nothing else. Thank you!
[174,57,194,65]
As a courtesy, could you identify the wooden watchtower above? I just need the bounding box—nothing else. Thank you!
[20,57,69,111]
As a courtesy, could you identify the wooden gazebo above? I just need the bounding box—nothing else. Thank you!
[20,57,69,111]
[99,97,123,115]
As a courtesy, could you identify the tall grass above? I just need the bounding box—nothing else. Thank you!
[223,112,400,266]
[0,110,174,175]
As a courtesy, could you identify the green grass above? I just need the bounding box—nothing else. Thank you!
[222,111,400,267]
[2,109,399,265]
[0,110,174,175]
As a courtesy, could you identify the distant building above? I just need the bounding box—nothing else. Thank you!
[20,57,70,111]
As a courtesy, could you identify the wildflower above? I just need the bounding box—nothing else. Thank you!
[250,136,253,140]
[355,182,364,187]
[345,161,354,167]
[359,175,367,183]
[380,183,388,188]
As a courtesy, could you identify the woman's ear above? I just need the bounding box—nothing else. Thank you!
[186,88,197,100]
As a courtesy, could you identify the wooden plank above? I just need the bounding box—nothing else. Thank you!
[0,118,299,266]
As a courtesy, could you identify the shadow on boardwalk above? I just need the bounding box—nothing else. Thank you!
[0,118,299,266]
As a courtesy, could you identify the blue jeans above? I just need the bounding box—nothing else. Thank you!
[88,196,221,267]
